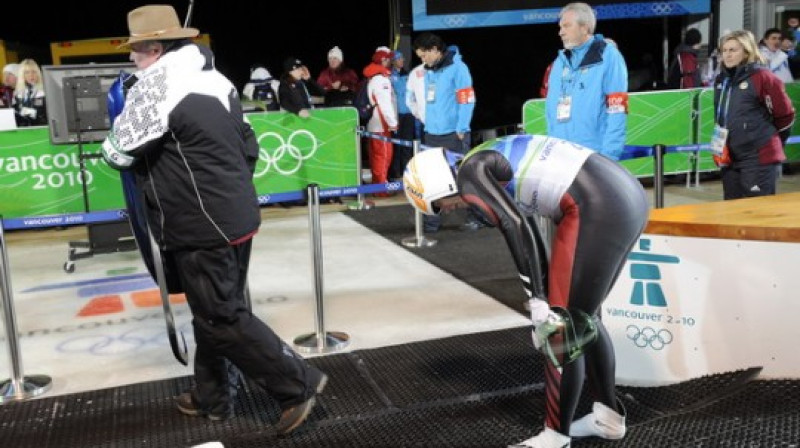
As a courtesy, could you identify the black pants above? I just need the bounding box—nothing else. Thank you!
[721,163,781,200]
[172,240,322,414]
[389,113,416,179]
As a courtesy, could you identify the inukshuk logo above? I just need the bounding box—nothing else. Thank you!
[627,238,679,307]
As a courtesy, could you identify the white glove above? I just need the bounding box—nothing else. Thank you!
[529,298,559,350]
[528,298,554,327]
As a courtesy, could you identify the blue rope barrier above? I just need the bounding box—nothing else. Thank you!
[357,129,722,161]
[3,183,405,231]
[619,143,712,161]
[2,210,129,231]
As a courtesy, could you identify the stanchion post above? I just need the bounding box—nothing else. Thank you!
[347,128,374,211]
[653,144,666,209]
[293,185,350,354]
[0,217,52,404]
[401,139,437,248]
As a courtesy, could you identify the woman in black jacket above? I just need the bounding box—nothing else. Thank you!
[278,56,324,118]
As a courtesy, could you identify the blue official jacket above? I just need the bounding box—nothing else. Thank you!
[422,46,476,135]
[545,34,628,160]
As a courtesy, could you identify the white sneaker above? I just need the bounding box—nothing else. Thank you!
[569,400,626,439]
[508,427,571,448]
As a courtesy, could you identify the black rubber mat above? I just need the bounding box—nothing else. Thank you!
[345,205,527,315]
[2,326,797,447]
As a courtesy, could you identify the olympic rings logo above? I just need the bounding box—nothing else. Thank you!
[255,129,319,178]
[443,15,468,27]
[386,181,403,191]
[651,3,673,15]
[56,323,193,356]
[626,325,673,350]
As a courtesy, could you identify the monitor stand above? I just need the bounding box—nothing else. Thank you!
[62,82,137,273]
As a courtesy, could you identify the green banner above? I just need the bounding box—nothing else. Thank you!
[0,108,360,219]
[523,82,800,178]
[521,90,697,177]
[0,127,126,218]
[778,82,800,162]
[247,107,359,193]
[696,87,720,173]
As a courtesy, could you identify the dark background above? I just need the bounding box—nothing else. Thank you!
[2,1,694,130]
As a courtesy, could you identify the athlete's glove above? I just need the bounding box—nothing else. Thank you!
[529,298,560,350]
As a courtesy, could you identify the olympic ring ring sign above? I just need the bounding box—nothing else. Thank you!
[626,325,673,350]
[255,129,319,178]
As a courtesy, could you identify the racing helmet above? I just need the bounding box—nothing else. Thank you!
[403,148,459,215]
[535,307,598,368]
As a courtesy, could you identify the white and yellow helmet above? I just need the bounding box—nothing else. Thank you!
[403,148,458,215]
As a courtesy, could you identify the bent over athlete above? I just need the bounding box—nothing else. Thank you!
[403,134,648,448]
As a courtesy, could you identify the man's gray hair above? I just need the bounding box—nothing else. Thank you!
[560,2,597,35]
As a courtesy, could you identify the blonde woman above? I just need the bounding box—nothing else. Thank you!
[712,30,795,200]
[13,58,47,126]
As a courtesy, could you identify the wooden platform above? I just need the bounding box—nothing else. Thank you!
[645,192,800,242]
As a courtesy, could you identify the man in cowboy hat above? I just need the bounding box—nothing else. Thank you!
[101,5,328,436]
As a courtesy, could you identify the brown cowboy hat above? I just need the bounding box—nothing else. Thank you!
[120,5,199,48]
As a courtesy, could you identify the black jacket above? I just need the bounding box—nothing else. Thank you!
[102,43,260,250]
[278,76,324,114]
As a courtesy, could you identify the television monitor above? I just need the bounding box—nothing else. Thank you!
[42,62,135,145]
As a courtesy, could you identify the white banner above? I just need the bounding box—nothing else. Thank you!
[605,234,800,386]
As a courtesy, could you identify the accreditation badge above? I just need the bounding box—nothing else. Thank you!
[710,124,729,155]
[557,96,572,122]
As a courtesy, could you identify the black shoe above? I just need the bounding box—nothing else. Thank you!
[175,392,231,421]
[275,373,328,436]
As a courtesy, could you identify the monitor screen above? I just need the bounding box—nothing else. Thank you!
[42,63,135,145]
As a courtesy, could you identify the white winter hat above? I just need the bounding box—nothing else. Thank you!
[250,67,271,81]
[3,63,19,76]
[328,46,343,62]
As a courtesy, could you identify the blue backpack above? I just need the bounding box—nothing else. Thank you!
[354,81,375,124]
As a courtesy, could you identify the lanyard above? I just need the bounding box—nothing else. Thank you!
[716,78,733,127]
[25,87,36,105]
[559,55,583,98]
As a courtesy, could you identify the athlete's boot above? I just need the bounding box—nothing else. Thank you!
[508,427,571,448]
[569,399,626,440]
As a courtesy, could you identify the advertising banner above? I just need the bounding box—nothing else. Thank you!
[521,90,696,176]
[0,127,125,218]
[0,108,360,219]
[605,235,800,385]
[246,107,360,196]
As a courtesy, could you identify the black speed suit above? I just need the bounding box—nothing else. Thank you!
[457,135,648,434]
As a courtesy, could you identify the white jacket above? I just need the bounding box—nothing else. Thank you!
[759,46,794,83]
[367,73,397,132]
[405,63,426,124]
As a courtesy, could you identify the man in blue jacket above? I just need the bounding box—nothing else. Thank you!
[545,2,628,161]
[412,33,480,232]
